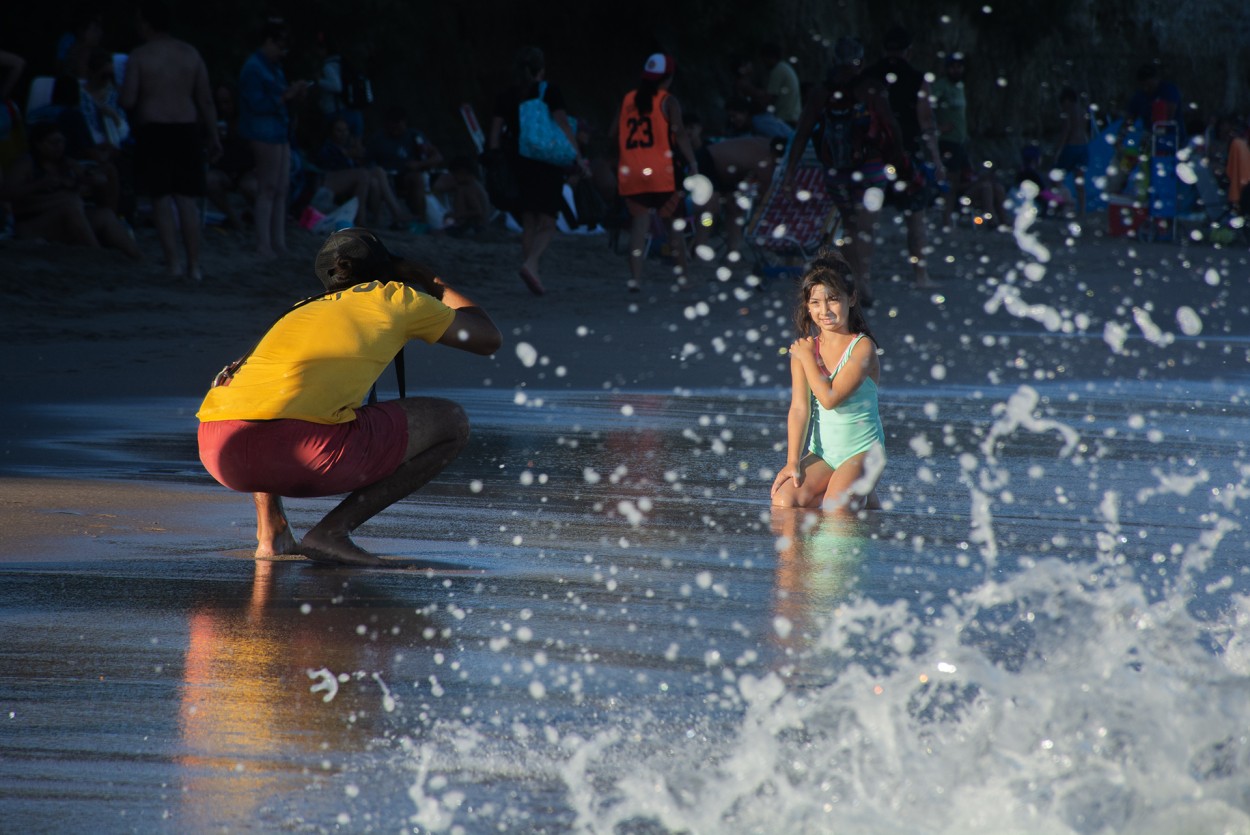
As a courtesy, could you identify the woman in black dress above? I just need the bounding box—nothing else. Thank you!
[488,46,581,296]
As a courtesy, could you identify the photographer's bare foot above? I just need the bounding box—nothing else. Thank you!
[299,529,386,567]
[255,526,298,558]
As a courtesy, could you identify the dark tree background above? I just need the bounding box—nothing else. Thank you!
[9,0,1248,160]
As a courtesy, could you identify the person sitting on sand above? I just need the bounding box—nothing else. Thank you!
[431,154,492,236]
[204,82,256,230]
[367,105,445,225]
[26,75,120,211]
[196,227,502,566]
[6,121,140,258]
[316,115,411,228]
[1016,144,1073,217]
[685,112,774,256]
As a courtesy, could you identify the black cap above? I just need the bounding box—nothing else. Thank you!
[314,227,395,290]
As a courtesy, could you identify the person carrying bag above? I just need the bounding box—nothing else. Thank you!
[518,81,577,166]
[488,46,584,296]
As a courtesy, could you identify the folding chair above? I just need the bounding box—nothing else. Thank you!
[745,142,841,278]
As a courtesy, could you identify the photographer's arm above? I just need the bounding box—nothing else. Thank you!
[391,259,501,355]
[434,280,501,356]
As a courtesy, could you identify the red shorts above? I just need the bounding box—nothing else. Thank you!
[198,402,408,497]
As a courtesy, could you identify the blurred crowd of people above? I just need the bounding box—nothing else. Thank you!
[0,3,468,279]
[1,4,1246,288]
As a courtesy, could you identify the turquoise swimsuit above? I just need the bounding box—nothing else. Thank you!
[808,334,885,469]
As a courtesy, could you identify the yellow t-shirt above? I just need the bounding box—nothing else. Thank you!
[197,281,455,425]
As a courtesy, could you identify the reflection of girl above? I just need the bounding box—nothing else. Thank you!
[770,509,865,661]
[771,249,884,513]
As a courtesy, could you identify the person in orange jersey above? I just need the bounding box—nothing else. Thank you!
[612,53,698,291]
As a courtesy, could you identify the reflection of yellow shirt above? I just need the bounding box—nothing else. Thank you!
[197,281,454,425]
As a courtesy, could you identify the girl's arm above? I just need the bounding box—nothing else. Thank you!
[552,106,588,173]
[771,353,813,495]
[797,337,876,411]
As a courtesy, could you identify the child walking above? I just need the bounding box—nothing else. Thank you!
[770,248,885,513]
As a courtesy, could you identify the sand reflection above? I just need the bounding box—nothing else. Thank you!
[176,559,445,827]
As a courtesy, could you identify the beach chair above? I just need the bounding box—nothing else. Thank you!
[745,142,841,278]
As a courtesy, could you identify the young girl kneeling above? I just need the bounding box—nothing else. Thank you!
[770,248,885,514]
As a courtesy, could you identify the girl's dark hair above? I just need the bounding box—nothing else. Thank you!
[792,247,874,342]
[514,46,545,86]
[635,78,660,115]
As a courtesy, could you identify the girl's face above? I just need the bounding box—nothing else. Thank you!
[806,283,852,333]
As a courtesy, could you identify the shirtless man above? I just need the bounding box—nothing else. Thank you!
[120,0,221,280]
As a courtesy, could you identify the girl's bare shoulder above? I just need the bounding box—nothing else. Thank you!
[852,332,880,363]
